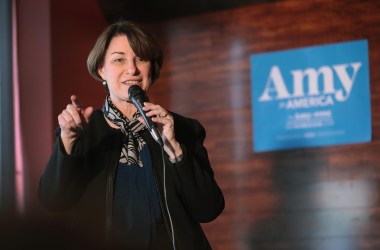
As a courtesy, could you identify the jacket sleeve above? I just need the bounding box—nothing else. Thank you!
[38,128,87,212]
[169,115,225,223]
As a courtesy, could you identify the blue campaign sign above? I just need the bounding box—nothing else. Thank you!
[250,40,371,152]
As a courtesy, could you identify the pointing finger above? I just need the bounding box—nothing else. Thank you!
[69,95,93,125]
[71,95,82,110]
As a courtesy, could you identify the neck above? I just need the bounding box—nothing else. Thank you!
[111,96,137,120]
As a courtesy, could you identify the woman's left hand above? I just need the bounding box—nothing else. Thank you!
[142,102,183,160]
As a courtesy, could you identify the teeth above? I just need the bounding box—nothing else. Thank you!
[125,80,140,85]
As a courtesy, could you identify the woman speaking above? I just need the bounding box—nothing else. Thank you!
[38,20,224,250]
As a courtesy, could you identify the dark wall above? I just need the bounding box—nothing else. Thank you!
[16,0,107,214]
[50,0,108,124]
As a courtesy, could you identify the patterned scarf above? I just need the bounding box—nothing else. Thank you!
[102,95,147,167]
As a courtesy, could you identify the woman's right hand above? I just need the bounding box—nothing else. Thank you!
[58,95,93,155]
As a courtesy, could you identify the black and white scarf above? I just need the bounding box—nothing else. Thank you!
[102,95,146,167]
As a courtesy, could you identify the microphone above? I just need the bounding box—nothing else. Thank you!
[128,85,164,146]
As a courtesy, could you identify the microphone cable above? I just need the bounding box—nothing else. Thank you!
[160,146,176,250]
[128,85,176,249]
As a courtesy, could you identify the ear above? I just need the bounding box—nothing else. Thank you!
[98,66,105,80]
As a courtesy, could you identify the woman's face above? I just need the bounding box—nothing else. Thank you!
[98,35,152,103]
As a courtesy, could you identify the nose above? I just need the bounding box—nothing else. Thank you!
[126,60,139,75]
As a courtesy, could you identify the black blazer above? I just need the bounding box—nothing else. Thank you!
[38,110,225,250]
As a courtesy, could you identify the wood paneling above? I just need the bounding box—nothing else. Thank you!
[146,0,380,249]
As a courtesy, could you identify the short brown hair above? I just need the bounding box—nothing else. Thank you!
[87,20,163,83]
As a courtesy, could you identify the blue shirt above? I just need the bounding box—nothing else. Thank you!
[112,144,162,249]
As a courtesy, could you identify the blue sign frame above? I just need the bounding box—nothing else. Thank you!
[250,40,371,152]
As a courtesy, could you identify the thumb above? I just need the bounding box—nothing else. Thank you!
[83,106,94,123]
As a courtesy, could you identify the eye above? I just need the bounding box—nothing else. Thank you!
[114,58,125,63]
[136,57,148,64]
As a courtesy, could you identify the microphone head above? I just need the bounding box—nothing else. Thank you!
[127,84,163,146]
[128,85,147,102]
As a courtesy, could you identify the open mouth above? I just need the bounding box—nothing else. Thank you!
[123,80,142,85]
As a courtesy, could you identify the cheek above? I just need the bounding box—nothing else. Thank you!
[142,65,152,79]
[106,68,122,80]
